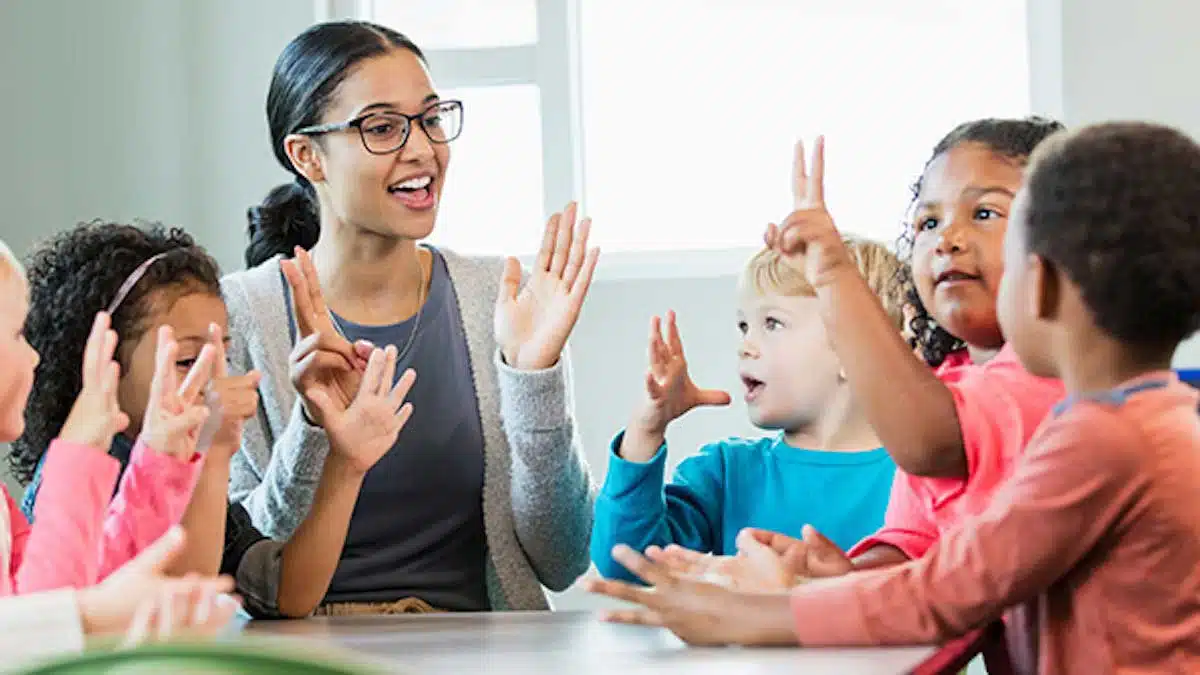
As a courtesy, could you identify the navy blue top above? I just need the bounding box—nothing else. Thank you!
[288,249,489,610]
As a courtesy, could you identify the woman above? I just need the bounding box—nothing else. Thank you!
[223,20,598,613]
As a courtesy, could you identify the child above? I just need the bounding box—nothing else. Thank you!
[591,239,904,584]
[589,120,1200,674]
[624,118,1071,586]
[14,222,416,618]
[0,240,234,663]
[0,247,213,592]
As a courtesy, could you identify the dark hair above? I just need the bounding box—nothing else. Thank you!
[9,221,222,485]
[1023,122,1200,349]
[895,116,1066,366]
[245,21,426,268]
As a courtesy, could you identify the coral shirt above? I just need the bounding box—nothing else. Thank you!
[849,345,1065,559]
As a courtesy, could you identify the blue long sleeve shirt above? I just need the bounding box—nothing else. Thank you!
[591,432,896,583]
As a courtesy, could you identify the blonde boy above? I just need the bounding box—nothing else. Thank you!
[591,238,906,584]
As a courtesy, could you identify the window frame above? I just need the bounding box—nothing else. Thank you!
[320,0,583,224]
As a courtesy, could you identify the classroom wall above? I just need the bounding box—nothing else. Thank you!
[1,0,1199,606]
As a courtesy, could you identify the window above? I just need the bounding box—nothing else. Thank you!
[368,0,537,50]
[365,0,571,259]
[434,84,547,256]
[579,0,1030,254]
[362,0,1030,274]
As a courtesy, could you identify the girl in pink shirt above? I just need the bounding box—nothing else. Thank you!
[0,256,214,594]
[0,241,235,659]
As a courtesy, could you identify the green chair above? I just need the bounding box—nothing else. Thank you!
[12,641,385,675]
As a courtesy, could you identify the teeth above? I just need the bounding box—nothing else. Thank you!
[395,176,432,190]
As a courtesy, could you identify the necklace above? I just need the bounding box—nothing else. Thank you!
[326,250,428,363]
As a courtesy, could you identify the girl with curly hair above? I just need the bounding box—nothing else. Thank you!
[13,222,414,618]
[0,240,235,661]
[793,118,1074,572]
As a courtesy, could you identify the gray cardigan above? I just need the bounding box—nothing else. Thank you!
[221,250,595,610]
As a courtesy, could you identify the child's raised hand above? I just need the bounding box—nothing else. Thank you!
[494,202,600,371]
[203,323,260,461]
[305,345,416,475]
[766,136,856,288]
[59,313,130,450]
[632,311,730,438]
[140,326,216,459]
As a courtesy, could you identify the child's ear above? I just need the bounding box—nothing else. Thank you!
[1028,253,1061,321]
[283,134,326,184]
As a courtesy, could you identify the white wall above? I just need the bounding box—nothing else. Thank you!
[1033,0,1200,366]
[2,0,1200,607]
[0,0,307,273]
[0,0,309,494]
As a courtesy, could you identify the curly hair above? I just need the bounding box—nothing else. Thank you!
[894,116,1066,366]
[9,221,221,485]
[1023,122,1200,349]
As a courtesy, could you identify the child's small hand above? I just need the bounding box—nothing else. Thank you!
[306,345,416,475]
[140,326,216,460]
[646,542,801,593]
[765,136,857,289]
[119,584,239,647]
[630,311,730,443]
[741,525,855,579]
[78,526,237,640]
[586,545,797,647]
[59,313,131,450]
[203,324,260,461]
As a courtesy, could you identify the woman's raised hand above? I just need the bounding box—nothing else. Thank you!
[495,202,600,371]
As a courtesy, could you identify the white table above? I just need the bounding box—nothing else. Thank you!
[247,610,938,674]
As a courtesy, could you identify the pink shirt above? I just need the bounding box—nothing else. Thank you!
[792,374,1200,674]
[849,345,1065,559]
[0,438,201,594]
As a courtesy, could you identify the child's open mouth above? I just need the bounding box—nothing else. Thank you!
[741,375,765,402]
[388,175,435,210]
[935,270,981,287]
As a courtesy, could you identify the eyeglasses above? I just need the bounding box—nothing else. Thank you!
[296,100,464,155]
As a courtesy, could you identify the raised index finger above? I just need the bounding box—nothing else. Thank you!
[282,255,316,338]
[149,326,177,408]
[809,135,826,206]
[208,323,228,378]
[295,248,331,322]
[792,139,809,210]
[81,312,109,386]
[178,344,217,404]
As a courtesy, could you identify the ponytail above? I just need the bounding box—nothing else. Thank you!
[244,178,319,268]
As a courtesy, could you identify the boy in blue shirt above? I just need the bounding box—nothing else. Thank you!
[592,239,905,583]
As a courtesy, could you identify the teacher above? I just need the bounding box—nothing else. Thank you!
[222,20,598,613]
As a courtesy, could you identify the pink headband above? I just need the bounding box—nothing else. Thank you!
[105,252,170,315]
